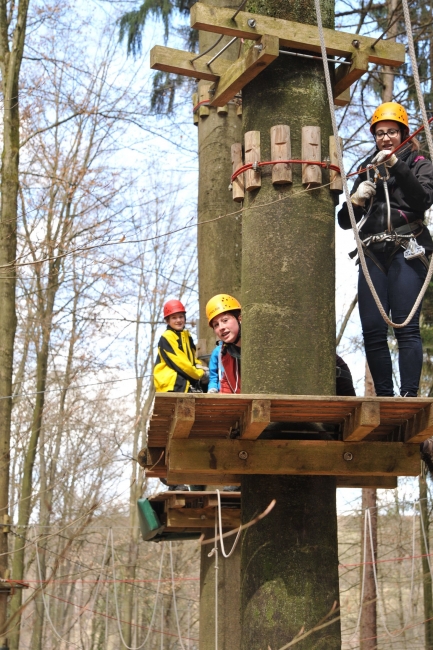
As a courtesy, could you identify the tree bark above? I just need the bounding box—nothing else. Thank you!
[381,0,398,102]
[240,0,340,647]
[419,473,433,650]
[197,0,242,355]
[0,0,30,644]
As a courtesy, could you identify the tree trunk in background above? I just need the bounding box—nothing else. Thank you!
[381,0,398,101]
[419,473,433,650]
[240,0,340,646]
[197,0,242,355]
[360,363,377,649]
[360,489,377,650]
[197,5,243,648]
[0,1,30,644]
[199,529,241,650]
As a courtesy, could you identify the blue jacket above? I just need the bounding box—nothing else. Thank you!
[208,342,222,391]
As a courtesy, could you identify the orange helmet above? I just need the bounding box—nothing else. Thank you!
[163,299,186,318]
[206,294,241,326]
[370,102,409,133]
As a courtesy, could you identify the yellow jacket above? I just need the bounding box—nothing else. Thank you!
[154,327,204,393]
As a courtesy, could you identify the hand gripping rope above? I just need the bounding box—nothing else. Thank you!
[313,0,433,329]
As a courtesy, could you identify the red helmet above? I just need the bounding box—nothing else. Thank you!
[163,299,186,318]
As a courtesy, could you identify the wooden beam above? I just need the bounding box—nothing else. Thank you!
[167,470,241,486]
[209,35,279,107]
[150,44,231,81]
[169,397,195,439]
[334,87,351,107]
[166,507,241,529]
[337,476,397,489]
[333,50,369,98]
[169,439,420,476]
[405,404,433,442]
[190,3,405,66]
[343,401,380,441]
[240,399,271,439]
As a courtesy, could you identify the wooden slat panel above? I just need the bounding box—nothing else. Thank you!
[343,402,380,441]
[169,439,419,476]
[166,507,241,529]
[405,404,433,442]
[190,3,405,66]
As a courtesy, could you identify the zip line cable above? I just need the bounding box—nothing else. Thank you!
[313,0,433,329]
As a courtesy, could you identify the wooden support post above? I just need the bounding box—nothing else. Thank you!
[333,50,369,99]
[231,142,245,202]
[270,125,292,185]
[209,35,279,107]
[302,126,322,187]
[190,3,405,66]
[244,130,261,191]
[151,44,231,81]
[329,135,343,191]
[343,401,380,441]
[169,397,195,439]
[192,92,199,125]
[405,403,433,442]
[239,399,271,439]
[169,439,420,476]
[198,83,211,117]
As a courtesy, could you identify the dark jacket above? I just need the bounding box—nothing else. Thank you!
[338,148,433,254]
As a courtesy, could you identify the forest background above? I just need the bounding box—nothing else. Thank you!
[1,0,433,647]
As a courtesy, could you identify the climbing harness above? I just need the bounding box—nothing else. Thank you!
[313,0,433,329]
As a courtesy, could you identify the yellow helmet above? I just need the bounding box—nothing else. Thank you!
[206,294,241,326]
[370,102,409,133]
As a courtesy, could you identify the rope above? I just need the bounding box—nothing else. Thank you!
[313,0,433,330]
[401,0,433,159]
[207,513,219,650]
[110,528,166,650]
[231,159,340,183]
[215,489,242,558]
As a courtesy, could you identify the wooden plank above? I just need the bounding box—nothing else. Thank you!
[337,476,397,489]
[343,401,380,441]
[329,136,342,192]
[190,3,405,66]
[150,44,231,81]
[240,399,271,439]
[271,125,292,185]
[244,130,261,191]
[168,439,420,476]
[405,404,433,443]
[209,34,279,106]
[165,495,186,509]
[166,507,241,529]
[302,126,321,186]
[167,470,241,486]
[169,397,195,439]
[333,50,369,98]
[231,143,244,202]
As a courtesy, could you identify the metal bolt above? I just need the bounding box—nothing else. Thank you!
[343,451,354,461]
[238,450,248,460]
[352,39,360,49]
[247,18,256,28]
[200,514,206,520]
[254,44,263,51]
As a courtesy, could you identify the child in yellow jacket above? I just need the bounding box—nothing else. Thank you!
[154,300,208,393]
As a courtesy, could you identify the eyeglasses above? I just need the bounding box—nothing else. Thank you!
[375,129,400,139]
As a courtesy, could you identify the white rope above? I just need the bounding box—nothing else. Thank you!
[401,0,433,160]
[32,527,81,649]
[313,0,433,329]
[168,541,187,650]
[348,508,368,642]
[215,489,242,558]
[160,594,164,650]
[110,528,165,650]
[410,507,417,617]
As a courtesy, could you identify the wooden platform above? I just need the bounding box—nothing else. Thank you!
[138,490,241,541]
[139,394,432,486]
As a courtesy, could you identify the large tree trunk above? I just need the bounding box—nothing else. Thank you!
[360,489,377,650]
[240,0,340,647]
[420,473,433,650]
[197,0,242,354]
[0,2,30,643]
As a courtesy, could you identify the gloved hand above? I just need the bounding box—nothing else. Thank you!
[350,180,376,207]
[198,366,210,385]
[208,387,219,394]
[371,150,398,167]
